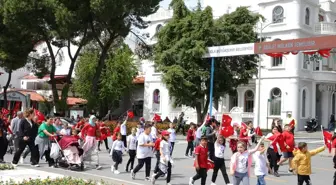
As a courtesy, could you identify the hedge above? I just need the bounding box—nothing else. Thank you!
[105,121,191,135]
[0,164,14,170]
[1,177,107,185]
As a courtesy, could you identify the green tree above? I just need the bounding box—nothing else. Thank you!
[2,0,161,113]
[154,0,261,123]
[74,43,137,115]
[0,5,37,108]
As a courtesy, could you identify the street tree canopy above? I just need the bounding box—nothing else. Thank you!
[73,43,137,114]
[154,0,261,122]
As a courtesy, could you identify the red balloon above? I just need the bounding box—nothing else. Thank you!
[221,114,232,127]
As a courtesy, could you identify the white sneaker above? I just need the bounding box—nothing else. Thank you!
[131,170,135,179]
[166,183,172,185]
[96,165,102,170]
[151,174,156,185]
[114,170,120,174]
[31,164,40,167]
[227,184,233,185]
[189,177,194,185]
[211,183,216,185]
[19,158,24,164]
[11,162,17,167]
[111,166,115,172]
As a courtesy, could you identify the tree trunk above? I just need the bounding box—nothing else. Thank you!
[196,103,202,124]
[3,70,12,109]
[91,39,114,97]
[46,40,60,112]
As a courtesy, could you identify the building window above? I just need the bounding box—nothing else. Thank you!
[156,24,163,34]
[272,6,284,23]
[303,54,309,69]
[305,8,310,25]
[244,90,254,112]
[319,14,324,22]
[152,89,160,112]
[272,57,283,67]
[270,88,282,115]
[301,89,307,118]
[229,91,238,111]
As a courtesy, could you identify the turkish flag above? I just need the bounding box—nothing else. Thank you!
[255,126,263,136]
[318,49,331,58]
[34,109,45,123]
[241,122,248,130]
[153,114,161,122]
[220,125,234,138]
[127,111,134,119]
[206,159,215,170]
[221,114,232,127]
[1,108,9,115]
[289,119,295,129]
[268,133,286,152]
[323,130,332,153]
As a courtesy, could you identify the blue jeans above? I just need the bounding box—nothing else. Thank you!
[257,175,266,185]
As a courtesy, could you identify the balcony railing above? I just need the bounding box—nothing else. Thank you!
[314,22,336,35]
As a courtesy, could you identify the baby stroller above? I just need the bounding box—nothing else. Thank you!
[51,136,84,171]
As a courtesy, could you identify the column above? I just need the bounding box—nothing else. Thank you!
[311,82,316,118]
[321,90,330,128]
[253,80,260,127]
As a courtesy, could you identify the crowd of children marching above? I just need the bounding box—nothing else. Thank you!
[0,109,333,185]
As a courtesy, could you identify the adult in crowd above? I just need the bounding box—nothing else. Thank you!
[205,119,217,161]
[35,116,58,167]
[102,110,112,121]
[176,112,185,135]
[12,108,39,167]
[11,111,23,153]
[0,112,8,163]
[20,116,39,163]
[120,116,128,147]
[131,124,154,181]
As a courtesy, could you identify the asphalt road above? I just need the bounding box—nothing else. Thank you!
[3,138,335,185]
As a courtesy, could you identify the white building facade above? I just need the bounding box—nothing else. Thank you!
[141,0,336,130]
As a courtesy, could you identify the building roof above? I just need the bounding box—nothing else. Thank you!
[22,74,67,80]
[133,76,145,84]
[3,89,46,102]
[65,97,87,105]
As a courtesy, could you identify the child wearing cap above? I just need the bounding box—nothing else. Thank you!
[152,130,173,185]
[189,136,208,185]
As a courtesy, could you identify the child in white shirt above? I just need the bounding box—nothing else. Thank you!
[253,142,269,185]
[111,133,127,174]
[167,123,176,155]
[151,130,173,185]
[126,128,137,172]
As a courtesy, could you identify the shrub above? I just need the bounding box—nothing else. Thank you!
[1,177,107,185]
[0,164,14,170]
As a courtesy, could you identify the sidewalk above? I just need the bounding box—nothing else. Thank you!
[0,168,64,184]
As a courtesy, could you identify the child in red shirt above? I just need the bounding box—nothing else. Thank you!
[185,124,195,157]
[153,132,162,174]
[278,124,295,172]
[189,136,208,185]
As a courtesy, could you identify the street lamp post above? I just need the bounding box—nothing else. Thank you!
[256,18,285,127]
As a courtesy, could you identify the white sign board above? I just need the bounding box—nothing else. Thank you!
[203,43,255,58]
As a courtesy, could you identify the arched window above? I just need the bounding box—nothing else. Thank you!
[272,6,284,23]
[301,89,307,118]
[152,89,160,112]
[270,88,282,115]
[305,8,310,25]
[156,24,163,34]
[272,39,283,67]
[244,90,254,112]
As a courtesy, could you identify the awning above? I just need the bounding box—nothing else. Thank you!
[18,90,45,102]
[66,97,87,106]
